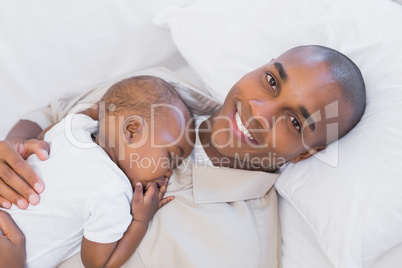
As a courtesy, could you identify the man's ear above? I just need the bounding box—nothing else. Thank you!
[290,146,327,164]
[123,116,144,143]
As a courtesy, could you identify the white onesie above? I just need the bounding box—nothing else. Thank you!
[0,114,133,268]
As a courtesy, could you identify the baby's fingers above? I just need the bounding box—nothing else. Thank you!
[144,183,158,199]
[158,177,169,201]
[159,196,174,209]
[133,183,144,204]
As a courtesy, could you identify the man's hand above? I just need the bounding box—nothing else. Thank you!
[132,178,174,224]
[0,139,49,209]
[0,210,25,268]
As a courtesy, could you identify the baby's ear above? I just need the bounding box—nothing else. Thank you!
[290,146,327,164]
[123,116,144,143]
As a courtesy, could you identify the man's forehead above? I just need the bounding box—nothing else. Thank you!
[299,81,342,115]
[274,58,335,91]
[276,57,344,136]
[278,46,322,61]
[273,52,330,78]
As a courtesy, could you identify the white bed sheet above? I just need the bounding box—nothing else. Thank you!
[366,242,402,268]
[0,0,198,140]
[0,51,204,140]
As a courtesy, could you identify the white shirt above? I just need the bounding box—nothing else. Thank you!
[189,115,213,167]
[1,114,133,268]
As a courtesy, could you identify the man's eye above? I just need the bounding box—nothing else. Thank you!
[289,115,301,132]
[267,74,277,93]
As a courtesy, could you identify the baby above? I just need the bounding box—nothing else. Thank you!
[0,76,195,268]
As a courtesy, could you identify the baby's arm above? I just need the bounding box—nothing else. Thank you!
[6,120,43,141]
[81,179,174,268]
[36,123,57,141]
[37,103,98,140]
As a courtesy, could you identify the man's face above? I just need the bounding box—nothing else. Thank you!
[208,48,351,170]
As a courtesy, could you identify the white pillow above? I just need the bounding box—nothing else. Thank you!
[0,0,196,138]
[155,0,402,267]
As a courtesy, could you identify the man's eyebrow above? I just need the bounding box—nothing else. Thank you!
[299,106,316,131]
[273,62,288,82]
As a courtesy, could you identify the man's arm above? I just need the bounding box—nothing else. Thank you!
[81,180,174,268]
[0,210,26,268]
[0,120,49,209]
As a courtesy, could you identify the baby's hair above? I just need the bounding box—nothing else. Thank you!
[101,75,193,124]
[293,45,366,139]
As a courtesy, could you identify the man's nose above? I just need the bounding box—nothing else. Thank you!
[248,98,283,128]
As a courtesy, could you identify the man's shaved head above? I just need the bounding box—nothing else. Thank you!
[290,45,366,138]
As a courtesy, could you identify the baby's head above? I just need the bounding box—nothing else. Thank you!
[211,45,366,170]
[98,75,195,189]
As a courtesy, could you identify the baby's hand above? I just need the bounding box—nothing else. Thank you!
[131,178,174,224]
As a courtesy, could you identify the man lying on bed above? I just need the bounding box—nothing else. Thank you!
[0,45,366,268]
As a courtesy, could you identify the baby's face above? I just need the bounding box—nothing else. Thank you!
[118,107,194,189]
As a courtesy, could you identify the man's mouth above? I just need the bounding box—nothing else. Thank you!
[234,110,256,142]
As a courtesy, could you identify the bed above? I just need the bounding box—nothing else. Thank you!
[1,0,401,267]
